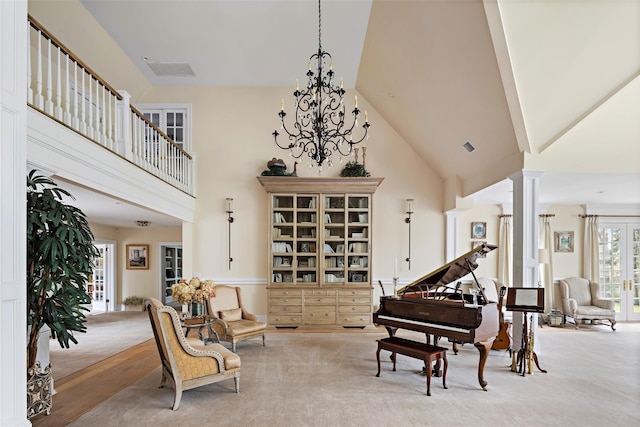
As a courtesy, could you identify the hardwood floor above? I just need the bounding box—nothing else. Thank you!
[30,339,159,426]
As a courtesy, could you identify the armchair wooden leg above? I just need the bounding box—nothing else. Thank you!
[232,341,237,352]
[234,375,240,393]
[610,319,616,331]
[262,334,266,347]
[173,385,183,410]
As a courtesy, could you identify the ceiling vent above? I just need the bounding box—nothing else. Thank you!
[146,62,195,77]
[463,141,475,153]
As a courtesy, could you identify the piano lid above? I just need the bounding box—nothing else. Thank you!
[398,243,497,295]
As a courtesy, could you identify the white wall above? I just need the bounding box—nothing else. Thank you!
[91,223,182,305]
[136,86,444,315]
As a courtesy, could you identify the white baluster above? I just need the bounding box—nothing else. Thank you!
[87,76,93,139]
[27,26,33,104]
[79,69,86,133]
[100,85,106,145]
[63,54,71,125]
[54,46,62,120]
[106,92,113,148]
[45,38,53,114]
[72,62,79,130]
[35,32,44,109]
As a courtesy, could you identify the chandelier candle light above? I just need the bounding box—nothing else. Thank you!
[272,0,370,173]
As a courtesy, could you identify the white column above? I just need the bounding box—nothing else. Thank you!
[0,0,30,425]
[115,90,132,159]
[444,210,460,262]
[508,170,544,353]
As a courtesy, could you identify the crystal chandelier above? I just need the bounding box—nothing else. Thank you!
[272,0,370,173]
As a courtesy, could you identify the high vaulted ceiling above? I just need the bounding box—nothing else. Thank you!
[52,0,640,227]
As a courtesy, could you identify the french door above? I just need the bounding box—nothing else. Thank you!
[89,242,115,312]
[599,221,640,321]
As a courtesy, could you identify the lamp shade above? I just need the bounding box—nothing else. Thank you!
[538,248,550,264]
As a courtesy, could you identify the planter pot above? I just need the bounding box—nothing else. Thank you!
[124,304,144,312]
[27,362,52,418]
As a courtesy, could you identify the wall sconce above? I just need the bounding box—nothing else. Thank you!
[405,198,414,270]
[226,198,234,270]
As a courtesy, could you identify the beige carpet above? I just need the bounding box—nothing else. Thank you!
[62,321,640,427]
[50,310,150,380]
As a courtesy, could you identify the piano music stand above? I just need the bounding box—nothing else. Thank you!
[505,288,547,376]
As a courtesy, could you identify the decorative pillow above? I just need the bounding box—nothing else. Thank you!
[219,307,242,322]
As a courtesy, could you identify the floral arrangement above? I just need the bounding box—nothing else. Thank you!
[172,277,216,305]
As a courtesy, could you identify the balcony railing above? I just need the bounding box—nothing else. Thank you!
[27,15,193,194]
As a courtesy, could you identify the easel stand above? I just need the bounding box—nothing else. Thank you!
[511,313,547,376]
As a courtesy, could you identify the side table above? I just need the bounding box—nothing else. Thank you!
[181,316,220,345]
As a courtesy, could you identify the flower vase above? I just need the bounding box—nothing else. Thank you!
[191,302,203,317]
[181,303,190,318]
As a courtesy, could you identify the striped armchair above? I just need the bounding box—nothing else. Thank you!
[145,298,241,410]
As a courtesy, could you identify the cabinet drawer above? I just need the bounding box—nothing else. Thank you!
[304,307,336,325]
[338,289,371,297]
[270,297,302,305]
[269,304,302,314]
[338,296,371,305]
[268,314,302,326]
[338,314,371,326]
[270,289,302,297]
[338,304,371,313]
[304,289,336,296]
[306,296,336,305]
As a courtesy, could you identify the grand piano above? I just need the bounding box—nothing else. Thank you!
[373,243,499,390]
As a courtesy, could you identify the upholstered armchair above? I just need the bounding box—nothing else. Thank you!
[559,277,616,330]
[207,285,267,352]
[473,277,512,323]
[145,298,241,410]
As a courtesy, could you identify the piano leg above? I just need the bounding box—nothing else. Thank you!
[474,340,492,391]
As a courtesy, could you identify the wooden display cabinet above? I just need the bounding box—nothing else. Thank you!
[258,176,383,329]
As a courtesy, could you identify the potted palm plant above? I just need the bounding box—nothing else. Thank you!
[26,170,98,417]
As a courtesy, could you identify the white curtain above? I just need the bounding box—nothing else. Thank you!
[539,216,554,313]
[583,215,600,281]
[498,215,512,287]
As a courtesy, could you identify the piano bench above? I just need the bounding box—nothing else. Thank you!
[376,337,448,396]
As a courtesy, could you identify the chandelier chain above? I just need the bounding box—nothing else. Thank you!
[318,0,322,51]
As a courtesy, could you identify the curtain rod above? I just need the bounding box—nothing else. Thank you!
[498,214,512,218]
[580,214,640,218]
[539,214,555,217]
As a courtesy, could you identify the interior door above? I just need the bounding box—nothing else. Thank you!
[599,221,640,321]
[91,244,107,311]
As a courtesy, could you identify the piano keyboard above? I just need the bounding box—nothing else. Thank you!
[375,315,471,334]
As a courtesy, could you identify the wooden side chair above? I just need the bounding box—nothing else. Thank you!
[145,298,241,410]
[207,285,267,352]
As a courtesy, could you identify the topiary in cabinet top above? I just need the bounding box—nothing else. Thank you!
[26,170,99,368]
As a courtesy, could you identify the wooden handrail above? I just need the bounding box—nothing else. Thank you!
[130,105,192,159]
[28,14,123,101]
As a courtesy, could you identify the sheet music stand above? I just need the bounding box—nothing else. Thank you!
[505,288,547,376]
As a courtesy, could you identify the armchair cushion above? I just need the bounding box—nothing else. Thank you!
[219,308,243,322]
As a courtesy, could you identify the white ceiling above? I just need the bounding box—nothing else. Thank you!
[62,0,639,228]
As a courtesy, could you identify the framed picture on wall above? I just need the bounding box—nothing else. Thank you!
[471,241,487,257]
[471,222,487,239]
[126,244,149,269]
[554,231,574,253]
